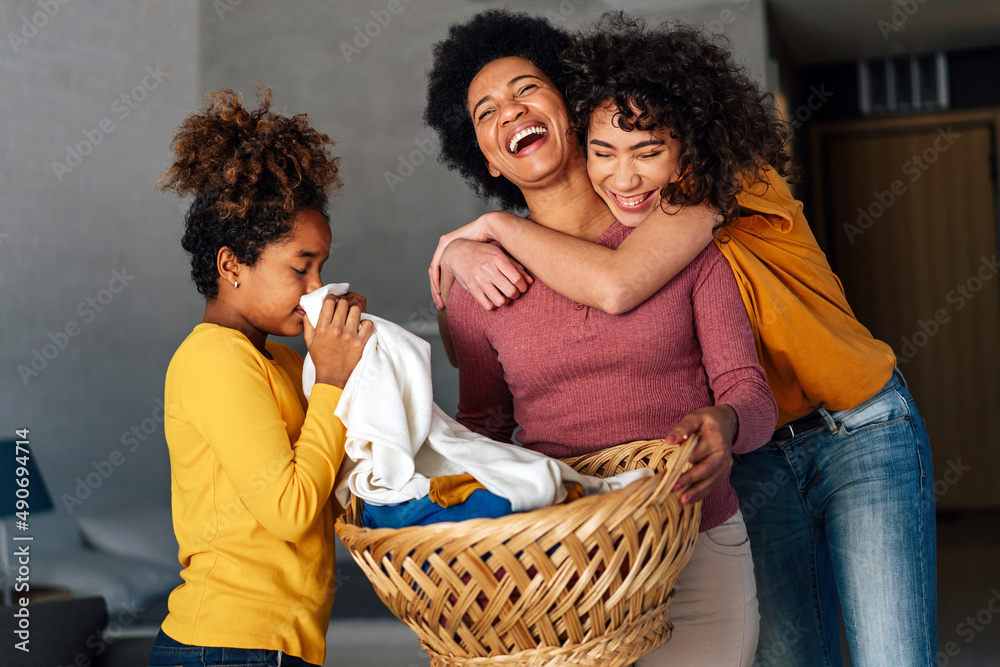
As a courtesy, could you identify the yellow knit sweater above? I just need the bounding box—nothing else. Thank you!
[161,323,345,665]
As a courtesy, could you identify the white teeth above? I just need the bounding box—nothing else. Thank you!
[508,126,547,153]
[615,192,650,208]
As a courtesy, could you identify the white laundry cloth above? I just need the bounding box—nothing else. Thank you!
[300,284,651,511]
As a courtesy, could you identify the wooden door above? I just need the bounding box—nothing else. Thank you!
[812,113,1000,509]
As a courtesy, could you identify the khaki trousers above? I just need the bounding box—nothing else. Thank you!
[637,510,759,667]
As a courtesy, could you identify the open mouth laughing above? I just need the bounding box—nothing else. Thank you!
[506,122,548,154]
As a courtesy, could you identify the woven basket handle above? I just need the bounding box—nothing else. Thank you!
[639,434,700,509]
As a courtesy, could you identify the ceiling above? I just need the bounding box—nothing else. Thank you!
[767,0,1000,65]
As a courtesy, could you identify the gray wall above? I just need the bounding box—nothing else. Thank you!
[1,0,769,543]
[1,0,202,544]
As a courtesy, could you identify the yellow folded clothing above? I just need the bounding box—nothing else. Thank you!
[429,474,485,508]
[562,482,585,503]
[429,474,587,509]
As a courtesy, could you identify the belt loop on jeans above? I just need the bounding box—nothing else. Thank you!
[893,366,907,388]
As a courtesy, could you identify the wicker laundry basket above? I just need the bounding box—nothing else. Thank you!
[335,437,701,667]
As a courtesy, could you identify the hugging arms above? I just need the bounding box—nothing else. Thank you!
[425,10,935,667]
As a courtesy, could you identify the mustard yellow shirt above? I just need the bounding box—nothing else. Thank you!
[723,168,897,426]
[161,323,346,665]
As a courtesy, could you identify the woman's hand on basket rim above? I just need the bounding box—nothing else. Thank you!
[667,404,738,504]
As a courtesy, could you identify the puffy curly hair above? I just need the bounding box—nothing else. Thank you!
[562,12,798,226]
[424,9,572,211]
[158,85,341,299]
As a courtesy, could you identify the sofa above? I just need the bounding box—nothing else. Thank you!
[0,504,180,665]
[1,595,163,667]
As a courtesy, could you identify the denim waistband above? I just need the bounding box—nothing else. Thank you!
[771,367,905,444]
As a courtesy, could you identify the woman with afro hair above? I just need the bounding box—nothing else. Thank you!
[149,86,372,667]
[428,12,935,667]
[425,9,778,665]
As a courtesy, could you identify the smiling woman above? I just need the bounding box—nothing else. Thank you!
[467,64,553,157]
[423,9,778,666]
[465,56,594,220]
[424,10,575,212]
[585,104,683,226]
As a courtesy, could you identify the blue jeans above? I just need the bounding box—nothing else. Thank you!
[730,369,936,666]
[148,629,319,667]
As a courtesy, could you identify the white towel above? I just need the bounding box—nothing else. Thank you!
[300,284,651,511]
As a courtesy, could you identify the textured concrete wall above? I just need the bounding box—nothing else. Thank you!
[1,1,201,534]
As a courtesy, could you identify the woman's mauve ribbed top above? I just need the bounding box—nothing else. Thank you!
[447,221,777,531]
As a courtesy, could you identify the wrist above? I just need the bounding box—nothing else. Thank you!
[485,210,518,242]
[718,404,738,443]
[482,212,502,241]
[314,373,347,389]
[439,244,456,276]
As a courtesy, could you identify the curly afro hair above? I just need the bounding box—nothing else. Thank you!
[158,85,341,299]
[424,9,572,211]
[562,12,798,227]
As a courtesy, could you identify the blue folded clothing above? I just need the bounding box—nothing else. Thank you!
[361,489,515,529]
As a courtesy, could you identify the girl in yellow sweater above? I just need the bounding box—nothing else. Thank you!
[149,87,372,667]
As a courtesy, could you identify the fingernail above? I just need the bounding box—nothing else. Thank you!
[666,434,677,443]
[672,483,681,492]
[682,495,691,504]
